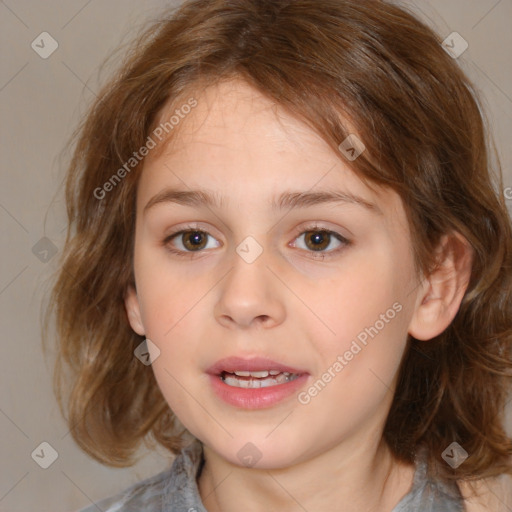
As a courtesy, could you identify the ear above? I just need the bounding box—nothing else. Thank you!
[408,232,473,341]
[124,284,145,336]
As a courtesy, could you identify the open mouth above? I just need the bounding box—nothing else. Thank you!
[207,357,309,408]
[220,370,301,388]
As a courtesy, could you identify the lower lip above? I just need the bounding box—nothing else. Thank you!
[208,373,309,409]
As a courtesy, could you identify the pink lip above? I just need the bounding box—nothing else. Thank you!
[206,356,310,410]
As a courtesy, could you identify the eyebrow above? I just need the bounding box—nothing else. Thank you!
[143,188,382,215]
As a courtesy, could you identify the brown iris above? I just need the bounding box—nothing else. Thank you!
[303,230,331,251]
[181,231,208,251]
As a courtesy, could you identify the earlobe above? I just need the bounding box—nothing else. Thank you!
[124,285,146,336]
[408,232,473,341]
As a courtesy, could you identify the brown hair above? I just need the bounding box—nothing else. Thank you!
[44,0,512,489]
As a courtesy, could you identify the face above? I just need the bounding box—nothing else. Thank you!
[125,78,423,469]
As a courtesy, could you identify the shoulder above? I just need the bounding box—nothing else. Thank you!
[77,467,173,512]
[77,438,205,512]
[457,474,512,512]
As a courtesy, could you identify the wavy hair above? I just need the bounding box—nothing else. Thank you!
[44,0,512,490]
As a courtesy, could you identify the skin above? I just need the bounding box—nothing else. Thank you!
[125,77,474,511]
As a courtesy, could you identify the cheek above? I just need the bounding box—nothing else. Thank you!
[298,250,414,415]
[302,302,409,433]
[309,249,413,407]
[149,333,209,440]
[133,246,200,336]
[306,248,410,352]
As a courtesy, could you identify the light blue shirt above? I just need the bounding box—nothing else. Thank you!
[79,439,464,511]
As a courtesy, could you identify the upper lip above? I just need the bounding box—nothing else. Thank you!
[206,356,309,376]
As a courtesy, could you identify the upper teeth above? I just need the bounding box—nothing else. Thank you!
[222,370,299,388]
[233,370,287,377]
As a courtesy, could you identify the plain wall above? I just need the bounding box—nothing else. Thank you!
[1,1,511,510]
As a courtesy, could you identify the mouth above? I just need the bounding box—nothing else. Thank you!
[206,356,309,409]
[220,370,301,388]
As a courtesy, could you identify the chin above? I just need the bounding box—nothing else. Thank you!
[203,431,311,470]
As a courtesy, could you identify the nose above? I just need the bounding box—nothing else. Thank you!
[214,246,286,330]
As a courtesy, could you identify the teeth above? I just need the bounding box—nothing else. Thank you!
[232,370,290,378]
[233,370,269,378]
[248,370,269,378]
[222,372,299,388]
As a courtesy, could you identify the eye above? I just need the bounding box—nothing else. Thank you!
[291,226,350,258]
[163,224,350,259]
[164,228,220,256]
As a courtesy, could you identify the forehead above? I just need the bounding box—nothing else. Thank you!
[149,78,334,164]
[138,78,405,221]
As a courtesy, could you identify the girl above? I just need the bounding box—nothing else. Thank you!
[46,0,512,510]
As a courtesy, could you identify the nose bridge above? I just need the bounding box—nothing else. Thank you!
[214,234,285,328]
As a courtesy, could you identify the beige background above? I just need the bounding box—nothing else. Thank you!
[1,1,511,511]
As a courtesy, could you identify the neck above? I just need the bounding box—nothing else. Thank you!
[197,434,415,512]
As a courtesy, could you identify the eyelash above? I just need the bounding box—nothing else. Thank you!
[162,223,351,260]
